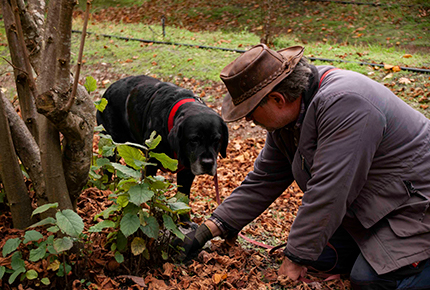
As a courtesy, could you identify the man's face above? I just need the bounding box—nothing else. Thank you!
[246,93,301,132]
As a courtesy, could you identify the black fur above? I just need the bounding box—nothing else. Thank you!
[97,75,228,196]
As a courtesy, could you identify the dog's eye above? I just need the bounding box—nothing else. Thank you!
[189,137,199,144]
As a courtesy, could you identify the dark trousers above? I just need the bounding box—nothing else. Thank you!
[303,227,430,290]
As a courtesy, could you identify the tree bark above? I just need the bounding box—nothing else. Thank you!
[16,0,44,74]
[36,0,73,210]
[0,91,35,229]
[2,0,39,138]
[2,94,46,206]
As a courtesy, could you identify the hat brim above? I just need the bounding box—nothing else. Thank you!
[221,46,304,122]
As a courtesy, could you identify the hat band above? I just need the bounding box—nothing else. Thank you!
[232,61,290,106]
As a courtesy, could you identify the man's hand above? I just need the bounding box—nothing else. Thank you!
[173,223,213,261]
[279,256,307,280]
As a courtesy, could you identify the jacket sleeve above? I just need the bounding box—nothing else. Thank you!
[286,92,386,261]
[212,133,295,231]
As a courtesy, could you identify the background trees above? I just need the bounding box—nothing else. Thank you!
[0,0,95,229]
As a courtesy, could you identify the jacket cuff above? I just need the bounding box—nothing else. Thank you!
[284,248,314,266]
[209,213,240,239]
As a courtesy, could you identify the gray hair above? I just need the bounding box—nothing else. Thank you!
[273,57,312,102]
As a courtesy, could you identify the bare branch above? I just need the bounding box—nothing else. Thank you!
[67,0,92,111]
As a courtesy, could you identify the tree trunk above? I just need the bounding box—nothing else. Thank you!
[2,0,39,138]
[36,0,73,210]
[2,94,46,206]
[0,91,35,229]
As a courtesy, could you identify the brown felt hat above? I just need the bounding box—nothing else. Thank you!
[220,43,304,122]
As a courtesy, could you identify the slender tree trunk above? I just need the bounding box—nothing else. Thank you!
[2,0,39,138]
[0,91,35,229]
[2,94,46,206]
[36,0,73,210]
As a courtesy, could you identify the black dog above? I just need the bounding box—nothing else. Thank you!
[96,75,228,196]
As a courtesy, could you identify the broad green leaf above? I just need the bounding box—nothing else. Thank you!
[117,194,130,208]
[56,210,84,238]
[123,203,141,215]
[172,192,190,204]
[162,214,184,240]
[41,277,50,285]
[57,262,72,277]
[11,252,25,270]
[26,269,38,280]
[116,231,127,251]
[139,216,159,239]
[53,237,73,253]
[149,152,177,172]
[96,158,112,168]
[101,144,116,157]
[47,225,60,233]
[168,201,191,215]
[95,204,120,220]
[0,266,5,280]
[131,237,146,255]
[112,163,141,179]
[94,124,105,132]
[9,268,25,284]
[145,131,162,150]
[85,76,97,93]
[134,160,157,168]
[89,169,102,179]
[29,244,47,262]
[142,248,150,260]
[23,230,44,244]
[115,251,124,263]
[88,220,115,233]
[95,97,107,112]
[32,203,58,217]
[154,202,173,213]
[148,175,170,190]
[117,145,145,170]
[2,238,21,257]
[29,217,57,228]
[128,183,154,206]
[120,213,140,237]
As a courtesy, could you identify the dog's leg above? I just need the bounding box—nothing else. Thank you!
[176,169,195,197]
[176,169,197,228]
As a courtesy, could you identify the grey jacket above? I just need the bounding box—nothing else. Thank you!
[213,65,430,275]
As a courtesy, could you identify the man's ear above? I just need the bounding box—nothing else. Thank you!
[268,92,287,108]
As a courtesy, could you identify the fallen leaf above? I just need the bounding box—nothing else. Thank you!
[402,54,413,58]
[118,275,146,287]
[384,64,394,70]
[392,66,401,72]
[398,77,411,84]
[212,273,227,284]
[383,73,393,80]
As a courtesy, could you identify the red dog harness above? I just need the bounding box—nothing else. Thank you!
[161,98,197,173]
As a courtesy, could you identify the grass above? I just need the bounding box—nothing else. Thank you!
[0,1,429,116]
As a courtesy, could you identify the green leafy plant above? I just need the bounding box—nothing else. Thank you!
[0,202,84,286]
[88,129,191,268]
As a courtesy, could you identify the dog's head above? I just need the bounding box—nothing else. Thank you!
[168,112,228,176]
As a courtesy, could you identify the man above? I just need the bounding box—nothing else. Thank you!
[178,44,430,289]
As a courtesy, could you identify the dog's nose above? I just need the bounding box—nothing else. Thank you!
[201,158,214,170]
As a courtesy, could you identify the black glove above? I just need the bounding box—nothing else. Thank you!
[173,223,213,261]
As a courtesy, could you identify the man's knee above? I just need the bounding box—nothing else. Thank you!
[350,254,396,290]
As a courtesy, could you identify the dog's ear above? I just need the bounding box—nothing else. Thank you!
[168,116,188,166]
[220,121,229,158]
